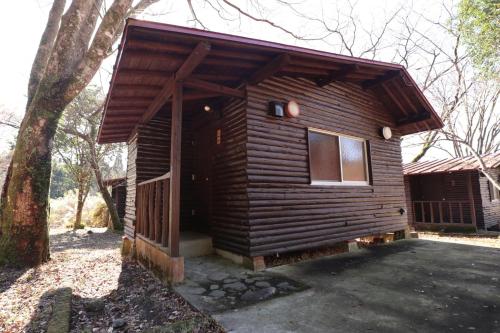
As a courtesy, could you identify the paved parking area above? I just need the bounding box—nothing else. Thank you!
[183,239,500,333]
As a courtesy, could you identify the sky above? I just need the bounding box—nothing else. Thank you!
[0,0,451,161]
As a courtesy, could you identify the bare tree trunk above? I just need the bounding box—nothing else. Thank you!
[74,181,88,229]
[0,90,65,265]
[0,0,141,266]
[89,151,122,231]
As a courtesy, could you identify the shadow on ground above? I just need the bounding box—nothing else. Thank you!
[68,259,222,332]
[0,265,29,294]
[3,228,222,333]
[214,239,500,333]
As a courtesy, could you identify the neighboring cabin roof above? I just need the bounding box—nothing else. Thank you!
[103,177,126,187]
[98,19,443,144]
[403,151,500,175]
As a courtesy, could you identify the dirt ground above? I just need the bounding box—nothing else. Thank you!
[417,231,500,248]
[0,228,222,333]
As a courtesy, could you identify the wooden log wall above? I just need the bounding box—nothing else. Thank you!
[404,176,414,225]
[206,98,250,255]
[245,77,409,257]
[111,185,127,221]
[123,113,194,240]
[124,133,138,239]
[478,168,500,229]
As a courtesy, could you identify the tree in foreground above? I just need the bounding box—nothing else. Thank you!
[0,0,159,266]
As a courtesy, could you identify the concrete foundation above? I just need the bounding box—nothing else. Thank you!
[121,236,133,257]
[135,236,184,284]
[347,240,360,252]
[215,248,265,271]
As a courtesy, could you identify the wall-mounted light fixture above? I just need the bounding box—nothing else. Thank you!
[203,105,212,112]
[381,126,392,140]
[268,101,284,117]
[286,100,300,118]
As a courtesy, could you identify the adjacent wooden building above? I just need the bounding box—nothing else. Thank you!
[103,177,127,223]
[404,153,500,231]
[98,19,443,282]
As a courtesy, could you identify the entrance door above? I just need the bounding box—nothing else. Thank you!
[193,122,216,232]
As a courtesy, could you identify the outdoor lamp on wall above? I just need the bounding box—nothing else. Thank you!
[285,100,300,118]
[381,126,392,140]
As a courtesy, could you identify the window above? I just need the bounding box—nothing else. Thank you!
[308,128,369,185]
[489,180,500,201]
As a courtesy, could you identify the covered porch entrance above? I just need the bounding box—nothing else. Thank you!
[131,78,237,282]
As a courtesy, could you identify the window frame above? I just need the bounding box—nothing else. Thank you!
[308,127,370,186]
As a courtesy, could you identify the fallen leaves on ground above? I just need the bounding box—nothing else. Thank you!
[0,228,223,333]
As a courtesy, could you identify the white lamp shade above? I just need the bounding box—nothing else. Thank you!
[382,126,392,140]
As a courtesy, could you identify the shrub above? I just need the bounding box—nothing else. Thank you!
[49,191,107,228]
[87,202,109,228]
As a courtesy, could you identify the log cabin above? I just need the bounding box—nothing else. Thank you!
[103,177,127,223]
[97,19,443,282]
[404,153,500,232]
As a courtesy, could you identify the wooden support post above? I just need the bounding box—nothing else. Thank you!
[449,203,453,223]
[161,178,169,247]
[169,82,183,257]
[467,172,478,230]
[459,202,464,223]
[430,203,434,223]
[438,202,443,223]
[420,202,425,223]
[154,182,161,243]
[148,183,155,239]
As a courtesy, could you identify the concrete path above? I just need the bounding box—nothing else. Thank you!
[179,240,500,333]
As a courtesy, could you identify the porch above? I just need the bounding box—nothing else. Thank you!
[407,171,479,230]
[133,173,214,282]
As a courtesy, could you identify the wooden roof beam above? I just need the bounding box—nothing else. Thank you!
[396,111,431,126]
[184,78,245,99]
[315,64,359,87]
[141,41,211,124]
[362,70,400,90]
[247,53,290,85]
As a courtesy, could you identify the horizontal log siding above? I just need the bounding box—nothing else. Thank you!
[245,77,408,256]
[123,114,194,239]
[478,168,500,229]
[124,133,138,239]
[404,176,415,225]
[210,98,250,255]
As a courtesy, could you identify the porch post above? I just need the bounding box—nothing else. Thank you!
[467,172,478,231]
[169,81,183,257]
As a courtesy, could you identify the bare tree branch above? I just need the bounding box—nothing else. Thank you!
[27,0,66,107]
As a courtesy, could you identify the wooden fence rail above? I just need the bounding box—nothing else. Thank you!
[136,173,170,248]
[412,200,475,226]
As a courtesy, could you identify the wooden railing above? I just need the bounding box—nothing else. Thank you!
[412,200,476,225]
[136,173,170,248]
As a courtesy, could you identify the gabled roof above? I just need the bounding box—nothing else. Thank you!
[403,151,500,175]
[98,19,443,144]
